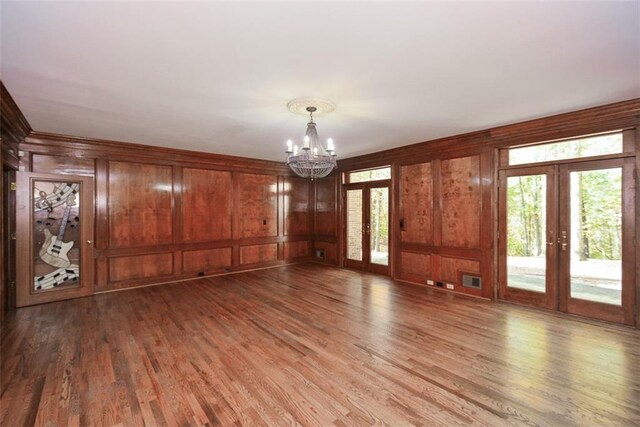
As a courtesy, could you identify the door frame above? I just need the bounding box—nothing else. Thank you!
[498,159,636,325]
[557,158,636,325]
[2,168,17,320]
[16,172,95,307]
[498,165,558,310]
[343,180,391,275]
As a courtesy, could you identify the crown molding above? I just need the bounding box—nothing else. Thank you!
[23,131,293,175]
[1,80,32,168]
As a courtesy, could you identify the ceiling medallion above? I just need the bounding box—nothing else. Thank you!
[284,99,337,180]
[287,97,336,116]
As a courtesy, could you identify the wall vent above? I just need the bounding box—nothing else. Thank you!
[462,274,481,289]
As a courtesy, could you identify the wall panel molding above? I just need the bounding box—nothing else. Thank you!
[21,135,314,292]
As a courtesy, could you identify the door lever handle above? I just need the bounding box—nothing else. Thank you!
[559,231,568,251]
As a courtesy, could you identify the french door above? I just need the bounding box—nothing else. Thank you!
[344,182,390,275]
[499,159,635,325]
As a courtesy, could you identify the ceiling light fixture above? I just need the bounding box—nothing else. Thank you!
[285,99,337,180]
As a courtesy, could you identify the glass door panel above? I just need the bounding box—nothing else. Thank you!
[369,187,389,266]
[568,168,622,306]
[505,174,547,293]
[32,180,82,291]
[346,189,363,262]
[558,159,633,325]
[499,166,556,309]
[343,182,390,275]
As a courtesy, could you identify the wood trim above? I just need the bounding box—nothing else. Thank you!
[634,127,640,328]
[399,243,481,259]
[15,173,95,307]
[339,99,639,171]
[1,81,32,169]
[499,151,635,171]
[489,99,640,138]
[23,132,292,175]
[173,166,183,245]
[497,165,557,309]
[432,159,442,247]
[480,149,494,299]
[557,158,635,325]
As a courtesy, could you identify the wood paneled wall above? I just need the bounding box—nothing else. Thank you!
[312,174,340,265]
[392,150,491,298]
[6,78,639,325]
[1,81,30,170]
[339,99,640,303]
[19,132,317,292]
[1,81,31,321]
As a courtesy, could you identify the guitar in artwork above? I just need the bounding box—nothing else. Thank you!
[39,194,77,268]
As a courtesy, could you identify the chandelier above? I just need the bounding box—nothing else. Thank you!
[285,104,337,180]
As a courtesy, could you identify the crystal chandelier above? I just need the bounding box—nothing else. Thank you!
[285,106,337,179]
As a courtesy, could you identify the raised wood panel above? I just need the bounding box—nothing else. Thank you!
[399,251,432,284]
[108,253,174,283]
[108,161,173,248]
[32,154,95,176]
[315,176,337,236]
[313,241,338,264]
[285,177,310,235]
[440,155,481,248]
[182,247,232,273]
[182,168,232,242]
[440,256,480,283]
[284,240,311,259]
[240,243,278,265]
[400,162,433,244]
[237,173,277,238]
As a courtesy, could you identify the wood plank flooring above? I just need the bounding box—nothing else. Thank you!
[2,263,639,426]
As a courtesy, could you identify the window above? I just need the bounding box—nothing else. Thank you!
[347,167,391,183]
[508,133,623,166]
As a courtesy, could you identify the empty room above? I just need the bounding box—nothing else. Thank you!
[1,1,639,426]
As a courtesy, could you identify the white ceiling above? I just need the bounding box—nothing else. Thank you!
[1,1,639,161]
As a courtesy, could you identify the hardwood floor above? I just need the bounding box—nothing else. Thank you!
[2,263,639,426]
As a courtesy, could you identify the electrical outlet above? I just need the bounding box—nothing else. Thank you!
[436,281,443,287]
[446,283,454,290]
[426,280,434,286]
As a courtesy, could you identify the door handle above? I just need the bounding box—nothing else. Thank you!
[559,231,568,251]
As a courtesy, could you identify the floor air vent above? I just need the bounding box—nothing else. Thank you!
[462,274,481,289]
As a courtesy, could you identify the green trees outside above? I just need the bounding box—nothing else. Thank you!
[370,188,389,253]
[507,135,623,262]
[573,169,621,261]
[507,169,621,261]
[507,175,546,258]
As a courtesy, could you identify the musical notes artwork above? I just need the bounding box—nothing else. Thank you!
[32,181,82,291]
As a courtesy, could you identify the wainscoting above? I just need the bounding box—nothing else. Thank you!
[2,263,638,425]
